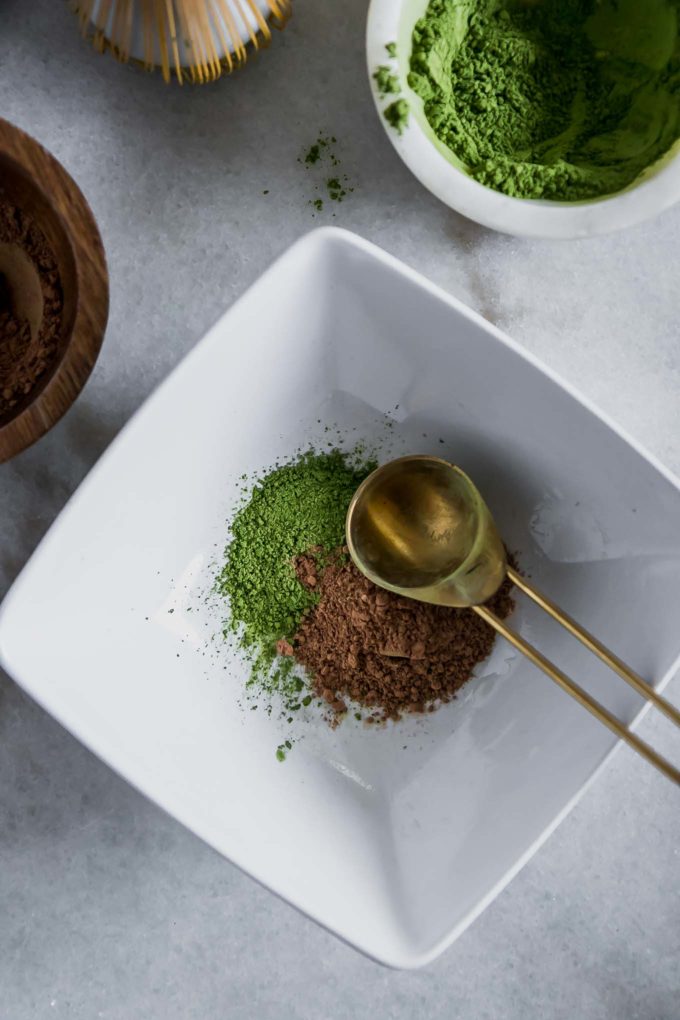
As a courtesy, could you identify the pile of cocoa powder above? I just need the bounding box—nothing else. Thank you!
[278,549,515,723]
[0,199,63,419]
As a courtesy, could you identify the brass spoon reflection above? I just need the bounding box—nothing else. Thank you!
[346,456,680,786]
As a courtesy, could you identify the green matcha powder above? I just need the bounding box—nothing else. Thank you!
[408,0,680,200]
[217,449,376,709]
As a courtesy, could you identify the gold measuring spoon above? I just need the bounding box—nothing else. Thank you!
[346,455,680,786]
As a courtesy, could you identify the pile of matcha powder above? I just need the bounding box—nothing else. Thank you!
[216,449,375,712]
[408,0,680,200]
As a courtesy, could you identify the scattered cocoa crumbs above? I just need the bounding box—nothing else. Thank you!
[289,549,515,723]
[0,199,63,419]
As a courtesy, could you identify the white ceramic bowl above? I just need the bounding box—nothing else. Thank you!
[367,0,680,239]
[2,228,680,968]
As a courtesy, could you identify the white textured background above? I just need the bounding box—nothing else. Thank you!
[1,2,679,1017]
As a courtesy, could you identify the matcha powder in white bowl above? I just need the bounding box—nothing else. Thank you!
[367,0,680,237]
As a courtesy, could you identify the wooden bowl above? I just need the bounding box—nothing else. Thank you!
[0,118,109,462]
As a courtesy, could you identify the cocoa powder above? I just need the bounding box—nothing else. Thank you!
[0,200,63,419]
[286,550,515,722]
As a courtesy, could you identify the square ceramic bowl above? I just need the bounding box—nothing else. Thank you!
[1,228,680,968]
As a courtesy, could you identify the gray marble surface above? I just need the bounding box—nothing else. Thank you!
[1,2,679,1018]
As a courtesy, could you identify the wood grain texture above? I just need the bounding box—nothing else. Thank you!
[0,117,109,462]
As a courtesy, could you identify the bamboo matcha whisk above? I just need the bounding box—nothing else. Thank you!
[74,0,292,83]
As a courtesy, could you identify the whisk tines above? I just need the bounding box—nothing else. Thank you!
[73,0,292,83]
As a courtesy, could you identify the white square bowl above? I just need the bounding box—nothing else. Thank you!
[1,228,679,969]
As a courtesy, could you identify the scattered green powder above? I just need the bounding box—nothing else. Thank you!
[276,739,293,762]
[373,65,400,96]
[376,41,410,135]
[303,136,339,167]
[305,143,323,165]
[217,449,376,707]
[301,135,353,214]
[408,0,680,201]
[384,99,410,135]
[326,177,348,201]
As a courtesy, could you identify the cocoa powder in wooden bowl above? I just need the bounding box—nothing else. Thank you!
[0,118,108,462]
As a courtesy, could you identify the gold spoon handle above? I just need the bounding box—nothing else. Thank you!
[507,566,680,729]
[474,605,680,786]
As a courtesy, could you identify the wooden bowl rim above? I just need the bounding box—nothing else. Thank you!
[0,117,109,463]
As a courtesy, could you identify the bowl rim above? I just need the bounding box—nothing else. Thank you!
[366,0,680,239]
[0,118,109,463]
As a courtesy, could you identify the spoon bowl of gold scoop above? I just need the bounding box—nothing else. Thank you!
[347,456,680,785]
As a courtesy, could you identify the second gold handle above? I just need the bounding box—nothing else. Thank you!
[507,567,680,729]
[474,604,680,787]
